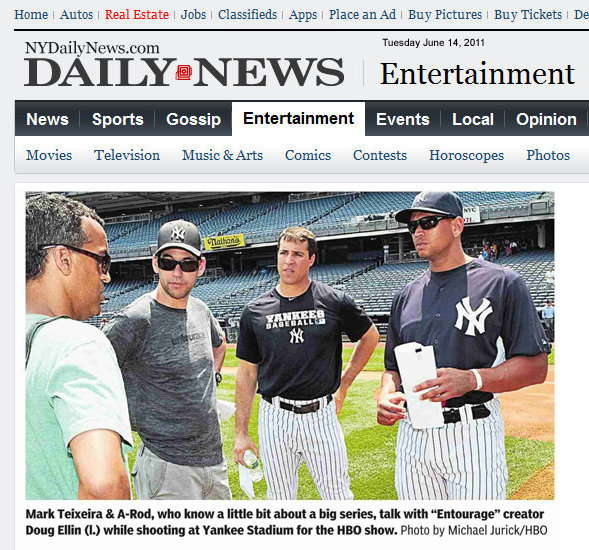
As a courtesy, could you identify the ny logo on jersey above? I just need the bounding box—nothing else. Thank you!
[455,297,493,336]
[289,328,304,344]
[171,226,186,242]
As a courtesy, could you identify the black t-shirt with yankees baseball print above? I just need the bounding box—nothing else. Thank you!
[384,258,551,405]
[237,280,373,400]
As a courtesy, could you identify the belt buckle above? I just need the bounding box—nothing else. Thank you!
[293,401,320,414]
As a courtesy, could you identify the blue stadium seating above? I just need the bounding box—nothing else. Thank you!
[104,191,545,252]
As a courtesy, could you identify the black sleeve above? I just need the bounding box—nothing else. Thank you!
[502,273,552,358]
[384,294,401,372]
[235,305,261,364]
[340,292,373,342]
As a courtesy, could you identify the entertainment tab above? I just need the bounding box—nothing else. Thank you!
[15,101,232,136]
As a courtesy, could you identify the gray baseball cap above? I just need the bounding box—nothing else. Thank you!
[155,219,202,258]
[395,192,463,224]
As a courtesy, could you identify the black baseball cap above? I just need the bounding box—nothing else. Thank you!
[395,192,464,224]
[155,219,202,258]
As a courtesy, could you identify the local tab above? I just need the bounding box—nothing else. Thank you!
[452,112,495,126]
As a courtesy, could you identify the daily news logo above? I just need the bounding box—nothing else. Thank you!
[24,57,345,87]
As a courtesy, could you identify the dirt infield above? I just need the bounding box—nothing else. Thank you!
[501,364,554,443]
[502,363,554,499]
[511,462,554,500]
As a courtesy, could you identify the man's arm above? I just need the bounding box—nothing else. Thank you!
[376,370,407,426]
[213,336,226,373]
[234,359,259,466]
[333,324,379,414]
[414,353,549,402]
[70,429,130,500]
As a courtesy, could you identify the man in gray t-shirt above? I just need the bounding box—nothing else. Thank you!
[104,219,230,500]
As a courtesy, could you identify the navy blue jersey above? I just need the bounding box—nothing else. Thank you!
[385,258,550,405]
[237,280,373,400]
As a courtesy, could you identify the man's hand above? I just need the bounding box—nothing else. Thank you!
[377,392,407,426]
[414,368,477,402]
[234,433,259,467]
[234,359,259,466]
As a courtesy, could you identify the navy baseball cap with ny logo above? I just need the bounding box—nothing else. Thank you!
[155,219,202,258]
[394,191,464,224]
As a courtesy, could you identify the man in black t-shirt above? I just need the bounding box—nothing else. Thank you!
[377,192,551,499]
[235,227,379,499]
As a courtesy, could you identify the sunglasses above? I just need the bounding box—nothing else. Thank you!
[407,215,455,234]
[39,244,112,275]
[157,255,201,272]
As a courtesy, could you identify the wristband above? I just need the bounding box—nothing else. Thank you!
[472,369,483,391]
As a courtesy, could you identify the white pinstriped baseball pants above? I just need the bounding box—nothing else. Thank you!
[394,399,508,500]
[258,396,353,500]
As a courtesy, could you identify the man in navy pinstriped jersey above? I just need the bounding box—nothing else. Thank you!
[377,192,551,499]
[234,227,379,499]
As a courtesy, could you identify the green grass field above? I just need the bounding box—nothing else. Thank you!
[128,347,554,500]
[221,346,386,372]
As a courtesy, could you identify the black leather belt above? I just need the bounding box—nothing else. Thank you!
[443,403,490,424]
[262,395,332,414]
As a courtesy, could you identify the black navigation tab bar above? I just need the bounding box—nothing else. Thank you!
[15,100,589,136]
[366,101,589,136]
[15,101,232,136]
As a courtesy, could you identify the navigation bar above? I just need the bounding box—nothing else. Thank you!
[16,101,589,136]
[12,6,589,29]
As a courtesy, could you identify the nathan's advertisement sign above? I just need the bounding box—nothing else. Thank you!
[204,234,246,251]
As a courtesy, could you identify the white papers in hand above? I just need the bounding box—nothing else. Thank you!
[394,342,444,429]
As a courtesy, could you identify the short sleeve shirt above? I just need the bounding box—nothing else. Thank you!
[104,294,224,467]
[26,315,133,500]
[385,259,551,402]
[236,280,373,399]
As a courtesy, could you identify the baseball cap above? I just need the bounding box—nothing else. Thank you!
[394,191,464,224]
[155,219,202,258]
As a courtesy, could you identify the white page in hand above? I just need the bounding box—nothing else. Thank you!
[394,342,444,429]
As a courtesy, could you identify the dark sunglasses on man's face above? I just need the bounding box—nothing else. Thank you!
[157,255,200,272]
[407,215,455,235]
[39,244,111,275]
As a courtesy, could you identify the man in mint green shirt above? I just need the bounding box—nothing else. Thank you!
[26,194,132,499]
